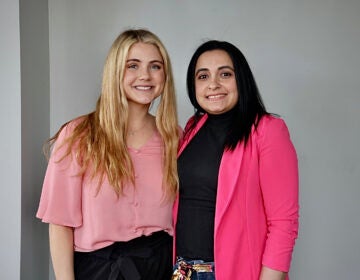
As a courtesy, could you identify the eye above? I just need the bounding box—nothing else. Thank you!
[197,73,208,80]
[220,71,233,78]
[127,63,138,69]
[150,64,162,70]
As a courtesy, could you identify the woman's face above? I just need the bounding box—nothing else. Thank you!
[123,42,165,106]
[194,50,238,115]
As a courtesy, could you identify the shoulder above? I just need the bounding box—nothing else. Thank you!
[184,114,207,134]
[57,116,87,141]
[184,115,197,131]
[254,114,294,149]
[255,114,290,137]
[257,114,287,130]
[51,116,88,158]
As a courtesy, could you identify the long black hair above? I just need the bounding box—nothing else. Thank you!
[186,40,268,150]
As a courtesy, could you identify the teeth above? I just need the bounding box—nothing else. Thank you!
[207,94,225,99]
[135,86,152,90]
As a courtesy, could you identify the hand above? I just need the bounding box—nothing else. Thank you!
[259,266,287,280]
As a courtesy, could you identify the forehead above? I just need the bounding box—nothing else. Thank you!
[127,42,163,61]
[196,49,233,69]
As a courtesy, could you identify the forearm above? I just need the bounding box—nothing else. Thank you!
[259,118,298,280]
[260,266,286,280]
[49,224,75,280]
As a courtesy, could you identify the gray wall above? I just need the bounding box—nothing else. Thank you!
[48,1,360,279]
[1,0,359,279]
[20,0,50,279]
[0,0,50,279]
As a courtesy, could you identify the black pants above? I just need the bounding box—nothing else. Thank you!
[74,231,173,280]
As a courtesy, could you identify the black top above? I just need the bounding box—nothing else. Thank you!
[176,111,234,261]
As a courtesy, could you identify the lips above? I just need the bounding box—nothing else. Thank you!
[134,86,153,91]
[206,93,227,100]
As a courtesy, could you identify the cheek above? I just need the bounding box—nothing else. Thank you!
[195,82,204,95]
[195,93,201,104]
[195,87,202,101]
[230,82,239,100]
[195,86,206,105]
[156,73,166,87]
[123,72,134,84]
[160,73,166,84]
[158,74,165,90]
[158,69,165,80]
[233,90,239,101]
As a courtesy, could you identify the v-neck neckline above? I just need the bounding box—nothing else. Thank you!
[127,129,158,152]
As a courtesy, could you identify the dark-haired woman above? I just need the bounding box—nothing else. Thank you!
[172,41,299,280]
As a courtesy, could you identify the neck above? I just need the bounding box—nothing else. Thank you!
[128,100,150,121]
[207,108,236,121]
[127,106,153,134]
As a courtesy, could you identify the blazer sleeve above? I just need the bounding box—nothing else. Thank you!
[257,117,299,272]
[36,123,83,227]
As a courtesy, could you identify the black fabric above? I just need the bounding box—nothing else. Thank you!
[74,231,172,280]
[176,111,234,262]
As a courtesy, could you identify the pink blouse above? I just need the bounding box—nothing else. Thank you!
[36,122,173,252]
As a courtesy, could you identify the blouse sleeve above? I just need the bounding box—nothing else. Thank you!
[36,123,83,227]
[258,117,299,272]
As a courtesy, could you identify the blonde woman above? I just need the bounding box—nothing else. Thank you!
[37,29,179,280]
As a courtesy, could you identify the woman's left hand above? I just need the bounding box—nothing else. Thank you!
[259,266,287,280]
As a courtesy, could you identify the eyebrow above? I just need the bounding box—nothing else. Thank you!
[126,58,164,64]
[195,65,234,76]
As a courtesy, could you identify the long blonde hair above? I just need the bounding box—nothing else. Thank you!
[47,29,179,198]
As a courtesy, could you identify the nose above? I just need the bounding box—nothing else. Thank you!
[208,78,220,90]
[139,66,150,80]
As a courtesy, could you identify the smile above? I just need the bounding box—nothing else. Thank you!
[207,94,227,100]
[134,86,153,90]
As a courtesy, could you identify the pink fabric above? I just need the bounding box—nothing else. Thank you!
[37,121,173,252]
[173,114,299,280]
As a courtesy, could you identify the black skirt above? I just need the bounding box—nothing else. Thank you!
[74,231,173,280]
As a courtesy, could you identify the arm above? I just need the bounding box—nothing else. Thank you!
[37,123,83,279]
[49,224,75,280]
[260,266,286,280]
[258,117,299,273]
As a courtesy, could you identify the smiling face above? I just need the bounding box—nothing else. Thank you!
[194,50,238,115]
[123,42,165,107]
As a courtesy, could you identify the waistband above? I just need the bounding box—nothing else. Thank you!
[76,231,171,280]
[91,230,170,260]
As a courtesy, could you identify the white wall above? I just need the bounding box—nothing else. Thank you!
[3,0,356,279]
[0,0,22,279]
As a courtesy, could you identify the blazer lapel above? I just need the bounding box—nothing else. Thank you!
[178,115,208,156]
[214,142,245,233]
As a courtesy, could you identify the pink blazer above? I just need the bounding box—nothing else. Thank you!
[173,114,299,280]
